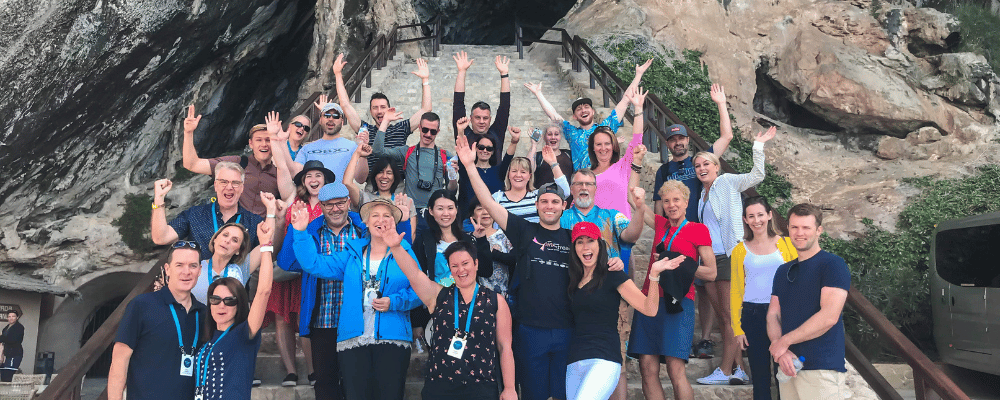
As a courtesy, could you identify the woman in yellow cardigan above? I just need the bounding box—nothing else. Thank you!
[730,196,797,399]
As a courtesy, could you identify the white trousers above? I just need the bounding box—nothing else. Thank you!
[565,358,622,400]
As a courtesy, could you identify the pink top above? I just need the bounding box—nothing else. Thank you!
[595,132,643,218]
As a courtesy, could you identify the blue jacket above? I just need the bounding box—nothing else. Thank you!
[289,216,420,343]
[277,212,411,336]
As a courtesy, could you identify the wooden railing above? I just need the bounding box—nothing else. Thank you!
[518,20,970,400]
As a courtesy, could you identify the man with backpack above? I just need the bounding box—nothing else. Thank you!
[371,111,457,235]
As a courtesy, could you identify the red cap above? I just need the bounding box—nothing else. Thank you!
[572,222,602,243]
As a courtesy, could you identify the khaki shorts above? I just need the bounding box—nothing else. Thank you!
[779,369,847,400]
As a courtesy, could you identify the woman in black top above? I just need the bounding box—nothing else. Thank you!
[0,309,25,382]
[390,233,516,400]
[564,222,684,400]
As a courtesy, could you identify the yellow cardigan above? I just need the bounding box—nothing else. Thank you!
[730,236,798,336]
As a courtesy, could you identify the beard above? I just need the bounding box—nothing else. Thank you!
[575,195,594,209]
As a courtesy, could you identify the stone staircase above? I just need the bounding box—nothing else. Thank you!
[251,44,757,400]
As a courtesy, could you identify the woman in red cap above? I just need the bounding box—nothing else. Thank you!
[564,221,686,400]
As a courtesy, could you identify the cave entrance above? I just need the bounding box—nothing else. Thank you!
[416,0,578,45]
[81,296,126,378]
[753,62,844,133]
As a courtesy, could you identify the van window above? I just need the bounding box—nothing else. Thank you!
[936,225,1000,288]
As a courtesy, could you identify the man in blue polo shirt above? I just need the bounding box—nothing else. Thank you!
[767,203,850,400]
[108,242,205,400]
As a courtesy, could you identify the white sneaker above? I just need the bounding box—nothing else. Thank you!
[696,367,731,385]
[729,366,749,385]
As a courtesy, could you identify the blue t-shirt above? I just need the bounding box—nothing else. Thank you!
[652,147,714,223]
[771,250,851,372]
[564,110,622,170]
[195,321,262,400]
[115,288,205,400]
[294,137,358,184]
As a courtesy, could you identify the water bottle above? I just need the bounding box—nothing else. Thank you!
[776,356,805,383]
[446,156,459,180]
[358,125,369,141]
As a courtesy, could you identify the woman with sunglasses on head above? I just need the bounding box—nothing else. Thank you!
[457,116,570,223]
[456,129,513,222]
[729,196,797,400]
[529,123,574,190]
[692,126,777,386]
[566,222,686,400]
[194,217,274,400]
[286,115,313,159]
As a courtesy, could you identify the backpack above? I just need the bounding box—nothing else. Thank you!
[403,146,448,176]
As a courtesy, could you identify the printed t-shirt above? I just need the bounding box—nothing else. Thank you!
[772,250,851,372]
[294,137,358,184]
[195,321,262,400]
[643,215,711,300]
[568,270,630,364]
[564,110,622,170]
[505,213,573,329]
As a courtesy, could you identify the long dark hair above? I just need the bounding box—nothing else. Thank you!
[587,126,621,169]
[366,158,402,194]
[201,277,249,340]
[427,189,463,242]
[474,135,499,166]
[568,236,610,295]
[742,196,782,241]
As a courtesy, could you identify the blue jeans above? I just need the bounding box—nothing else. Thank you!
[743,302,776,400]
[515,325,571,400]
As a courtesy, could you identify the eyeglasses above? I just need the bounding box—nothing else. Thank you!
[215,179,243,188]
[292,121,311,133]
[571,181,596,187]
[321,200,350,210]
[786,261,800,283]
[421,127,439,135]
[208,295,239,306]
[476,145,495,152]
[172,241,200,250]
[323,112,342,119]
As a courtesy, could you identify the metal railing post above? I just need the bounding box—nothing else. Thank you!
[572,37,581,72]
[588,54,595,89]
[517,24,524,59]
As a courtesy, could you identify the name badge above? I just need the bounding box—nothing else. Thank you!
[180,354,194,377]
[194,394,203,400]
[446,335,467,359]
[363,288,378,308]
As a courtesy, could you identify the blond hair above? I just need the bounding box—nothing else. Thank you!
[658,180,691,200]
[504,157,535,191]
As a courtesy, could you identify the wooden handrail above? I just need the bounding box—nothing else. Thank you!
[37,253,169,400]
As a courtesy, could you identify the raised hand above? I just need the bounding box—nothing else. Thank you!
[710,83,726,105]
[541,145,557,165]
[355,127,370,147]
[630,86,648,107]
[153,179,173,202]
[631,187,646,208]
[494,55,510,75]
[394,193,411,220]
[411,58,429,80]
[523,82,542,95]
[633,144,647,161]
[650,254,687,274]
[290,202,309,231]
[260,192,278,214]
[453,51,474,71]
[183,105,202,134]
[455,133,476,166]
[257,219,274,245]
[755,126,777,143]
[379,223,405,248]
[265,111,282,138]
[383,108,405,123]
[333,53,347,75]
[608,257,625,271]
[358,144,373,158]
[313,94,331,112]
[509,126,522,143]
[456,116,470,133]
[470,217,487,238]
[636,58,653,76]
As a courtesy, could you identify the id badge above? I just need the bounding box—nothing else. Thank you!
[363,288,378,308]
[446,335,467,359]
[194,393,203,400]
[180,354,194,377]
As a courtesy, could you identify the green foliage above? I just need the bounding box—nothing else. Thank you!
[821,165,1000,360]
[593,38,793,208]
[113,193,155,254]
[947,3,1000,80]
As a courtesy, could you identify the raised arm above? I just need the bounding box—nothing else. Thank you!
[266,112,297,202]
[245,193,279,273]
[248,219,275,337]
[150,179,180,245]
[614,59,652,120]
[379,223,443,312]
[452,51,473,136]
[289,204,348,280]
[732,126,775,192]
[409,58,432,130]
[333,54,363,132]
[710,83,734,156]
[621,187,646,243]
[455,120,510,230]
[541,145,570,198]
[343,142,368,210]
[181,105,212,175]
[619,255,685,316]
[523,82,564,122]
[506,127,521,156]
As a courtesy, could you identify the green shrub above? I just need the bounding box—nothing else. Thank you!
[592,38,793,209]
[113,193,155,254]
[939,2,1000,75]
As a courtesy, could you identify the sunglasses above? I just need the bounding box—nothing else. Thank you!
[208,295,239,306]
[476,145,495,152]
[172,241,200,250]
[786,261,800,283]
[323,112,342,119]
[292,121,311,133]
[421,127,439,135]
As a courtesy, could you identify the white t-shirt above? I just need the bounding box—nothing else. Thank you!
[192,259,250,305]
[699,197,726,255]
[742,249,785,304]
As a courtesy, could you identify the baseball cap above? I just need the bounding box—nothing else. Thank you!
[571,98,593,113]
[321,103,344,115]
[537,182,566,199]
[666,124,688,138]
[572,221,602,243]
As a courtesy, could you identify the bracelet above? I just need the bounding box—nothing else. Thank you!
[634,111,644,117]
[500,74,509,78]
[260,246,274,253]
[631,163,643,172]
[422,81,429,86]
[266,214,276,218]
[151,203,163,210]
[649,277,660,282]
[551,162,560,170]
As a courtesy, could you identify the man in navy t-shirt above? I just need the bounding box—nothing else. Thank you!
[767,203,850,400]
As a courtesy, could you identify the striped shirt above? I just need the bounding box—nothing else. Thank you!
[700,141,766,256]
[313,222,361,328]
[490,175,571,223]
[361,120,411,172]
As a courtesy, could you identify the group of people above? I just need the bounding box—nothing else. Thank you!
[105,50,853,400]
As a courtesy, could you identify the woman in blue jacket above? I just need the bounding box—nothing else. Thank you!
[289,197,422,400]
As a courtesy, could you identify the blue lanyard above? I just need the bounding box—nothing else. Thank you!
[363,247,390,285]
[453,284,479,336]
[168,307,199,355]
[196,325,232,387]
[660,220,688,252]
[207,259,231,282]
[212,201,242,233]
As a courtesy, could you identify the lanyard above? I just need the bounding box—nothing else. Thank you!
[196,325,232,387]
[168,307,199,355]
[207,259,232,282]
[453,284,479,336]
[660,220,688,252]
[212,201,242,234]
[363,247,390,285]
